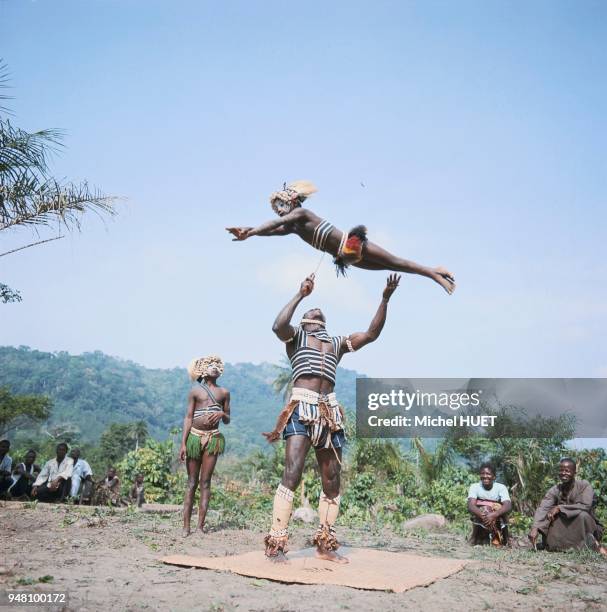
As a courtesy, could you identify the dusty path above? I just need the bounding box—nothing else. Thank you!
[1,503,606,611]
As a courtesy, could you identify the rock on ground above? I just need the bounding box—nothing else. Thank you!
[402,514,447,530]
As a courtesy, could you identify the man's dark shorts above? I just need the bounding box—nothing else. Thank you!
[282,405,346,449]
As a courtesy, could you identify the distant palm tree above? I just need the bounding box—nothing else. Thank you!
[353,438,407,480]
[413,437,453,485]
[129,420,148,451]
[272,357,292,401]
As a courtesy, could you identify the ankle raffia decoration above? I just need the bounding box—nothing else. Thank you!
[313,524,340,552]
[264,530,289,557]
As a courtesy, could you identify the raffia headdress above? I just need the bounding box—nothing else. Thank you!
[270,180,318,214]
[187,355,225,381]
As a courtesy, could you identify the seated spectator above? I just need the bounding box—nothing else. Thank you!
[528,458,605,554]
[69,448,93,500]
[0,439,13,496]
[8,449,40,499]
[31,443,73,503]
[94,467,124,506]
[467,462,512,546]
[129,473,145,508]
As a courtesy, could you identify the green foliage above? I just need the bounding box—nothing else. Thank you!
[118,437,175,503]
[0,346,360,455]
[99,421,149,467]
[0,385,52,437]
[344,472,377,507]
[352,438,415,487]
[413,437,453,485]
[574,448,607,524]
[418,466,477,520]
[271,357,292,401]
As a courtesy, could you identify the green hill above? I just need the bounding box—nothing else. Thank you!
[0,346,362,455]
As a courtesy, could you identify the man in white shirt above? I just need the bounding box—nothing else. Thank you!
[467,462,512,546]
[32,442,74,503]
[69,448,93,499]
[0,439,13,495]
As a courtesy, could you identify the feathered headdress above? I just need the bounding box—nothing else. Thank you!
[270,180,318,213]
[187,355,225,381]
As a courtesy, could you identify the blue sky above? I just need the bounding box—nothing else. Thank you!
[1,0,606,381]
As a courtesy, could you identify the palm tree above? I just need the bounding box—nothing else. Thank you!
[272,356,292,401]
[413,437,453,485]
[0,59,116,301]
[129,420,149,451]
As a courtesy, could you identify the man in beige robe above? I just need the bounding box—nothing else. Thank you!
[528,458,605,554]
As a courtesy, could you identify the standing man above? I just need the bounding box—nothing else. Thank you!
[31,443,73,503]
[263,272,400,563]
[69,448,93,500]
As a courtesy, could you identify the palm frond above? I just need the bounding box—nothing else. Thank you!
[1,177,116,231]
[0,60,118,273]
[0,59,12,114]
[0,119,64,179]
[272,357,292,401]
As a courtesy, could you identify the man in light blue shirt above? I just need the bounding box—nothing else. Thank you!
[69,448,93,499]
[467,462,512,546]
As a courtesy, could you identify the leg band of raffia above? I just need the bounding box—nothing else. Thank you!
[318,492,341,527]
[264,531,289,556]
[265,484,294,557]
[313,524,340,551]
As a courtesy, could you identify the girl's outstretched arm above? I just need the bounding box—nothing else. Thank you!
[227,208,305,240]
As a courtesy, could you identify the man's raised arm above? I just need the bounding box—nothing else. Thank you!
[345,274,400,353]
[272,274,315,341]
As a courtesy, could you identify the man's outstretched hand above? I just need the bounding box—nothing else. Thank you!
[299,274,315,297]
[226,227,253,241]
[382,273,401,300]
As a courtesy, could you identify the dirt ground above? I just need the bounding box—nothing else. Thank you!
[1,502,606,612]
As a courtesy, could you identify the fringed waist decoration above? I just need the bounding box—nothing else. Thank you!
[263,387,344,444]
[187,427,225,456]
[190,426,220,437]
[290,387,338,405]
[334,225,367,276]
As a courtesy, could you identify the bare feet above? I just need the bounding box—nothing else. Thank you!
[182,527,191,537]
[315,548,349,564]
[267,550,289,564]
[433,267,456,295]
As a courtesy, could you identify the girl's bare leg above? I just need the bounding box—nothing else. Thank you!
[360,241,455,294]
[183,457,201,536]
[196,450,219,533]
